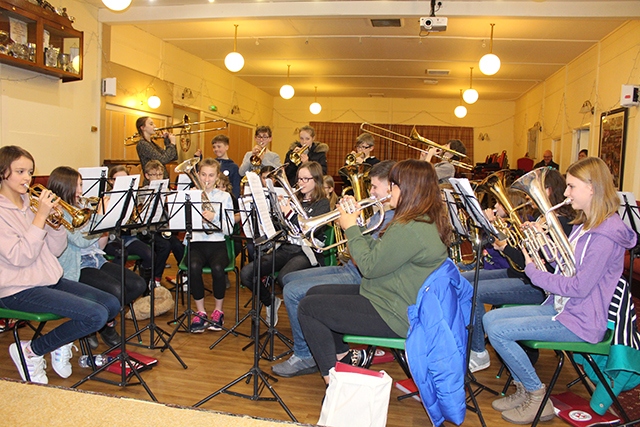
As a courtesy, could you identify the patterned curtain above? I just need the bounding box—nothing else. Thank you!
[310,121,474,177]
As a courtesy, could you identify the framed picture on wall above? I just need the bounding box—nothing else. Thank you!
[598,107,628,190]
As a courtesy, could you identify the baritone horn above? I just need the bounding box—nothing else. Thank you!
[359,123,473,170]
[29,184,93,230]
[298,195,390,251]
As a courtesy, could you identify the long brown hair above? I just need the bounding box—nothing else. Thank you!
[544,168,575,220]
[297,161,326,203]
[48,166,80,206]
[385,159,451,244]
[566,157,619,230]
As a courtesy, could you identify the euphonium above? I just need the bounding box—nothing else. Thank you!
[28,184,92,230]
[174,157,215,213]
[511,167,576,277]
[298,195,391,251]
[289,144,309,166]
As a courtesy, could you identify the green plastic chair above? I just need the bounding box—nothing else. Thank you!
[175,236,239,322]
[323,226,338,267]
[518,329,630,426]
[0,308,62,382]
[342,335,411,378]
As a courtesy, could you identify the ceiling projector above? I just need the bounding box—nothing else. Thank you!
[420,16,447,32]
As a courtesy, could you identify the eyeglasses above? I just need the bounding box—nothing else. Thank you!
[390,182,399,189]
[256,135,271,140]
[358,145,373,149]
[297,177,313,183]
[147,172,164,178]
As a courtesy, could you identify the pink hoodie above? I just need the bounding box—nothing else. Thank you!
[0,193,67,299]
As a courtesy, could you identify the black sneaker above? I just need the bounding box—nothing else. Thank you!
[340,349,371,368]
[189,311,208,333]
[99,324,121,348]
[208,310,224,331]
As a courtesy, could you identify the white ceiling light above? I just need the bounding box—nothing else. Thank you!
[454,89,467,118]
[463,66,479,104]
[479,23,501,76]
[102,0,132,11]
[309,86,322,114]
[147,95,161,109]
[280,65,295,99]
[224,24,244,73]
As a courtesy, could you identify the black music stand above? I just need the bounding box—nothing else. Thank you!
[194,172,296,422]
[619,192,640,291]
[450,177,503,427]
[123,182,187,369]
[164,190,239,339]
[71,176,157,401]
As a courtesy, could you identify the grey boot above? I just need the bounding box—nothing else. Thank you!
[501,384,555,424]
[492,381,527,412]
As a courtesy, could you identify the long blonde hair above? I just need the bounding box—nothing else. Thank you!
[566,157,619,230]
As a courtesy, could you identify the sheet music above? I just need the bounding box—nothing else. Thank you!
[247,172,277,239]
[167,190,203,231]
[79,166,108,198]
[92,175,140,232]
[239,195,264,238]
[177,174,192,191]
[442,188,468,237]
[449,177,499,236]
[618,191,640,232]
[138,179,169,224]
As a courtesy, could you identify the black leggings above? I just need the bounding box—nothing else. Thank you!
[79,262,147,308]
[188,241,228,301]
[298,285,401,376]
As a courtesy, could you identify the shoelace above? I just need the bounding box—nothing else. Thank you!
[55,343,77,362]
[211,311,223,322]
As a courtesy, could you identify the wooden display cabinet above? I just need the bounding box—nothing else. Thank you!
[0,0,82,81]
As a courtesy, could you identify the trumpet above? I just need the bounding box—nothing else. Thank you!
[124,116,228,146]
[28,184,93,230]
[250,145,268,167]
[345,152,365,165]
[298,195,390,251]
[289,144,310,166]
[360,123,473,170]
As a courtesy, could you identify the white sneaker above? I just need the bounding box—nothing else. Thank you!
[265,297,282,327]
[469,350,491,373]
[51,342,77,378]
[9,341,48,384]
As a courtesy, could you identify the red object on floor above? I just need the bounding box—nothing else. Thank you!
[104,350,158,376]
[351,345,396,364]
[394,378,421,402]
[550,391,620,426]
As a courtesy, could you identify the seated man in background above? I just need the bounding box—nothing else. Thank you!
[533,150,559,169]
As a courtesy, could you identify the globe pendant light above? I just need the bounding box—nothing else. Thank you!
[147,95,161,109]
[102,0,132,12]
[224,24,245,73]
[280,65,295,99]
[309,86,322,114]
[454,89,467,118]
[479,23,501,76]
[463,67,479,104]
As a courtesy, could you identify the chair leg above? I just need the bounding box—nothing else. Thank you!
[531,350,565,427]
[565,351,594,394]
[12,320,32,382]
[234,267,240,324]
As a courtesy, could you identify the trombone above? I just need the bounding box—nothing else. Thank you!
[124,115,228,146]
[360,123,473,170]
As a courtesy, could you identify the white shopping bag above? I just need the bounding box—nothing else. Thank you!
[318,362,393,427]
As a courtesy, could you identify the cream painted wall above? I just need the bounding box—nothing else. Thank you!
[105,25,274,136]
[0,0,102,175]
[515,20,640,195]
[272,97,515,165]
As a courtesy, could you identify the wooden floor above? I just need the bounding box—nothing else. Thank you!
[0,257,599,426]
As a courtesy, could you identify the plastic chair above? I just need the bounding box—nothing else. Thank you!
[519,329,631,426]
[175,236,240,323]
[342,335,411,379]
[323,226,338,267]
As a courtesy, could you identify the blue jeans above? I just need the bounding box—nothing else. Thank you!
[281,264,362,359]
[484,304,582,391]
[0,278,120,356]
[462,269,545,353]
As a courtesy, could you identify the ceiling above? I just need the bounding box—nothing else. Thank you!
[95,0,640,101]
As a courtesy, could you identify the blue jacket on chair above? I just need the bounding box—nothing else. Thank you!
[405,258,473,426]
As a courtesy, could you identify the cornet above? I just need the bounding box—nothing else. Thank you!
[289,144,310,166]
[28,184,93,230]
[298,195,391,251]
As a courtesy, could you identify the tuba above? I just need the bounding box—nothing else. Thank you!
[511,168,576,277]
[29,184,93,230]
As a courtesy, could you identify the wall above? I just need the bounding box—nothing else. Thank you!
[272,96,515,166]
[0,0,102,175]
[515,20,640,195]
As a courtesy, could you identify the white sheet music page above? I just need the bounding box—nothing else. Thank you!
[94,175,140,232]
[246,172,277,239]
[449,177,499,236]
[618,191,640,232]
[140,179,169,224]
[168,190,203,231]
[442,188,468,237]
[79,166,108,198]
